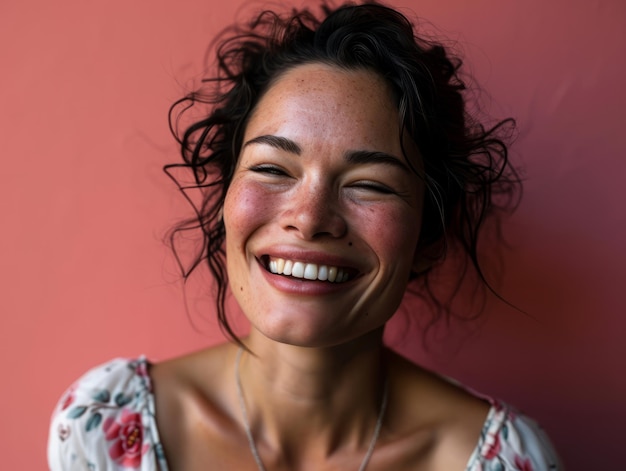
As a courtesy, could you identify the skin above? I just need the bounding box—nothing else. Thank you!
[151,63,490,471]
[224,62,424,349]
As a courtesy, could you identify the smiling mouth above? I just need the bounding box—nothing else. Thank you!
[262,256,354,283]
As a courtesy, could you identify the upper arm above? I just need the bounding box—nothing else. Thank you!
[468,403,563,471]
[47,358,161,471]
[48,374,112,470]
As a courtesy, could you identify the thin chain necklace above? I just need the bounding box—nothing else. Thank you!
[235,347,388,471]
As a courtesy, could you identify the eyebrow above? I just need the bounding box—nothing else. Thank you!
[344,150,410,173]
[244,134,410,172]
[244,135,301,155]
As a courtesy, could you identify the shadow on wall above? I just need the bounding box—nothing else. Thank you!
[385,213,624,470]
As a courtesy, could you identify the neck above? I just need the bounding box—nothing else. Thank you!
[237,328,387,462]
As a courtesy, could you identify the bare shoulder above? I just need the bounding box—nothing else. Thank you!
[151,342,236,387]
[382,350,491,470]
[149,343,242,469]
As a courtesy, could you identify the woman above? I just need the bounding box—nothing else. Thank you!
[48,2,561,470]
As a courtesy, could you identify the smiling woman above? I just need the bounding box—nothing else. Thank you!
[223,64,424,348]
[47,2,561,470]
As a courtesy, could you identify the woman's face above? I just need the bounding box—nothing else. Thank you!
[223,63,424,348]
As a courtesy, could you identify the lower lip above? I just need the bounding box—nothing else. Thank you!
[257,260,356,296]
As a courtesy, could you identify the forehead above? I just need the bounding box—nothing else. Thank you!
[244,63,403,152]
[267,63,395,105]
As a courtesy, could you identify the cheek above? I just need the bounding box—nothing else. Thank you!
[358,205,421,264]
[223,180,275,243]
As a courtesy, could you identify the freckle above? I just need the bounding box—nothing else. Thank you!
[240,287,243,292]
[348,241,353,247]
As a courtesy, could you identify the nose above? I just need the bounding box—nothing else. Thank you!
[281,181,347,240]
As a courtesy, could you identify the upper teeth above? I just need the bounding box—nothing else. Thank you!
[268,258,350,282]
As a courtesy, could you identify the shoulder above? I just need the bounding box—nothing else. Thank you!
[384,352,491,468]
[467,400,563,471]
[47,357,166,471]
[385,352,561,470]
[147,344,241,468]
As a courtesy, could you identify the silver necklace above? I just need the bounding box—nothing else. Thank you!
[235,347,388,471]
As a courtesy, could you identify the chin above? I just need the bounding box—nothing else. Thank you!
[250,315,386,350]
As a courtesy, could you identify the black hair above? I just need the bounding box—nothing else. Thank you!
[166,1,521,343]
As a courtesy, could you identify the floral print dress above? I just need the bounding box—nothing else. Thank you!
[48,358,562,470]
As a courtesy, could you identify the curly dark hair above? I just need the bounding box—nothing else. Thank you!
[166,1,521,342]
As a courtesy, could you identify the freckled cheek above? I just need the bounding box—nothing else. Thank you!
[357,206,421,262]
[223,182,279,241]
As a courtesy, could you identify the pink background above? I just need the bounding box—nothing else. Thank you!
[1,0,624,468]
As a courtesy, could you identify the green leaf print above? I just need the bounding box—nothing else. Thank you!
[85,412,102,431]
[67,406,88,419]
[114,392,133,407]
[92,389,111,403]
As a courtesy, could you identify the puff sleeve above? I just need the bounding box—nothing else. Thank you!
[466,401,562,471]
[47,358,167,471]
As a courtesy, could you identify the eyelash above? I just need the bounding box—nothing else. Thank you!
[248,164,287,176]
[248,165,396,195]
[352,182,395,194]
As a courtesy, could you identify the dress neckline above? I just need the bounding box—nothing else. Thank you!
[135,357,502,471]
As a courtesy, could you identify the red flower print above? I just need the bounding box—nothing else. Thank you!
[103,409,149,468]
[60,385,76,411]
[514,455,534,471]
[484,432,501,459]
[135,361,149,378]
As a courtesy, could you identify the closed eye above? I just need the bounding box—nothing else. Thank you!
[351,182,395,194]
[248,164,288,176]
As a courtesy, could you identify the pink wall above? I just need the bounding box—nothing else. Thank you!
[1,0,623,468]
